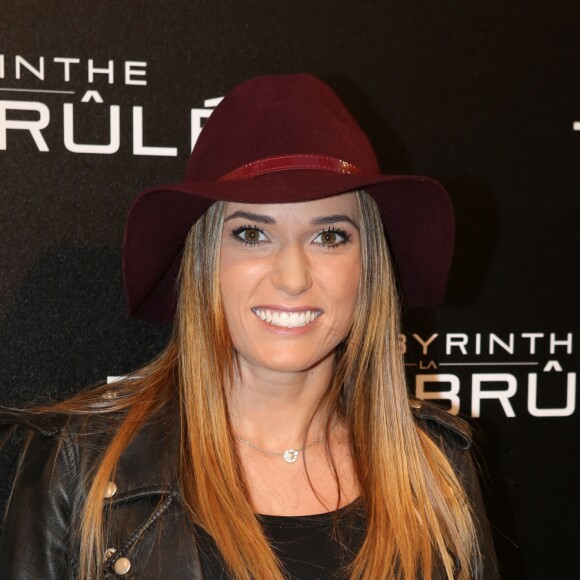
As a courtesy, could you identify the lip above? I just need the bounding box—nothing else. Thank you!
[251,306,323,333]
[253,305,322,312]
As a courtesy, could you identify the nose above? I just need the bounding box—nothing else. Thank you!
[270,244,312,296]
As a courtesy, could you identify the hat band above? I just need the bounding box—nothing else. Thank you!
[218,154,362,181]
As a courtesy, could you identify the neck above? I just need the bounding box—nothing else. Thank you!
[227,353,334,450]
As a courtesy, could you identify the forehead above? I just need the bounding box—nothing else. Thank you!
[223,191,359,222]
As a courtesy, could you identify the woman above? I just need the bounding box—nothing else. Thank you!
[0,74,498,579]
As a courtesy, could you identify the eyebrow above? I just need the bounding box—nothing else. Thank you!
[224,211,275,224]
[310,214,359,230]
[224,211,359,230]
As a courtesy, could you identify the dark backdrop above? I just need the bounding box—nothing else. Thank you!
[1,2,579,578]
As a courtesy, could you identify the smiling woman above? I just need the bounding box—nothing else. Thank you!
[220,195,360,379]
[0,74,499,579]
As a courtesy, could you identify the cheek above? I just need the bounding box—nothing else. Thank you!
[218,260,263,321]
[339,279,360,329]
[330,257,360,301]
[318,257,360,329]
[219,266,243,317]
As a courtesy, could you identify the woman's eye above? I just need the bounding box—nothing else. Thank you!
[231,226,267,245]
[313,227,351,247]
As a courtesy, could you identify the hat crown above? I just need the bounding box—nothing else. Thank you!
[185,74,380,182]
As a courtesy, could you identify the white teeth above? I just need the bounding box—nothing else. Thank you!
[252,308,321,328]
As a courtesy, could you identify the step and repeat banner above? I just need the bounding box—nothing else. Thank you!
[1,2,578,578]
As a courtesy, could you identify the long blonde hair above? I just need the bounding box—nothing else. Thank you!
[35,191,479,579]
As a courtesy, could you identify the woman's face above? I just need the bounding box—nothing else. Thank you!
[219,192,361,375]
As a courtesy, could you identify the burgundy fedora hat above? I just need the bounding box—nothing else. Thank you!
[123,74,454,323]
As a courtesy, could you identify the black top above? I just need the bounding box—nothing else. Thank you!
[196,500,367,579]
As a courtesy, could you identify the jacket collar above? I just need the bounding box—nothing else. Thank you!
[110,409,180,498]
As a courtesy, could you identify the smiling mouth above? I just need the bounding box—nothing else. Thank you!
[252,308,322,328]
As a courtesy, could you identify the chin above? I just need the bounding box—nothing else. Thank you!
[264,360,318,374]
[252,348,336,374]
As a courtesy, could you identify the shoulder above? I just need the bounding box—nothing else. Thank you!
[0,407,115,466]
[409,398,480,499]
[0,408,62,436]
[0,407,189,577]
[1,405,177,487]
[0,410,83,577]
[0,408,107,514]
[0,408,79,485]
[409,397,473,450]
[409,400,500,577]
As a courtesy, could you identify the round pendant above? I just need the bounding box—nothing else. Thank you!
[283,449,299,463]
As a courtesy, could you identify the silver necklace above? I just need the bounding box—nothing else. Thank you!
[234,428,332,464]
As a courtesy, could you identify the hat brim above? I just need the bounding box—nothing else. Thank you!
[123,171,453,323]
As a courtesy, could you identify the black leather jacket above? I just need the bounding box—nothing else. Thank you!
[0,400,500,579]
